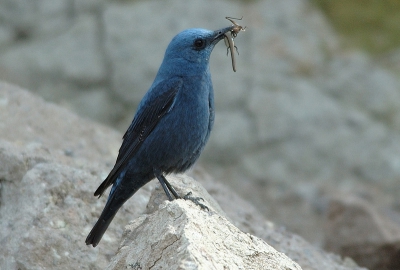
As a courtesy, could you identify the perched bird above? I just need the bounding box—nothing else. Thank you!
[85,25,235,247]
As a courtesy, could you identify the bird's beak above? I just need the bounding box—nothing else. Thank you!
[211,26,235,44]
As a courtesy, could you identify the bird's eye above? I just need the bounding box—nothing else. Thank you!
[193,38,206,49]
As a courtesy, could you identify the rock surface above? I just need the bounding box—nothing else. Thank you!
[0,83,150,269]
[324,195,400,270]
[109,200,301,270]
[0,83,367,269]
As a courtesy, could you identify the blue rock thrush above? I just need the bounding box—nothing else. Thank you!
[85,25,235,247]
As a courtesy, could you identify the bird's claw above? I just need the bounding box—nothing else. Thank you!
[183,192,209,211]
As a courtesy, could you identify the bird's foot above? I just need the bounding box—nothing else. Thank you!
[183,192,209,211]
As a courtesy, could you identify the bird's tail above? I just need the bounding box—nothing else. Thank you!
[85,198,120,247]
[86,172,152,247]
[85,213,116,247]
[85,182,130,247]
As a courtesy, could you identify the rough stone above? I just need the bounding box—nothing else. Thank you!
[0,82,152,269]
[191,169,366,270]
[324,195,400,270]
[108,200,302,270]
[0,82,120,167]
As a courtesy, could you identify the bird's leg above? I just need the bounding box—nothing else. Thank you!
[153,168,180,201]
[163,177,181,199]
[153,168,209,210]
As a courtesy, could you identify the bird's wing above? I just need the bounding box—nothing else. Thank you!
[94,77,183,197]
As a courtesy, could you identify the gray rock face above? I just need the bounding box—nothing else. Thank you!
[109,200,302,270]
[0,83,151,269]
[324,195,400,270]
[190,170,366,270]
[0,83,365,270]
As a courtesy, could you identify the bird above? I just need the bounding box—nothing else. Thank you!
[85,25,235,247]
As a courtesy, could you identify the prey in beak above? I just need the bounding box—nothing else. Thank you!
[223,17,246,72]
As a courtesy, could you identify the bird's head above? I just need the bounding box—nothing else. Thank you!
[159,26,234,76]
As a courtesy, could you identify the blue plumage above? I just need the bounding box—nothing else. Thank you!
[86,26,234,247]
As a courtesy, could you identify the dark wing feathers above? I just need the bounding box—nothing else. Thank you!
[94,78,183,197]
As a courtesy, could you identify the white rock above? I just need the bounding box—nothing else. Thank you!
[108,200,302,270]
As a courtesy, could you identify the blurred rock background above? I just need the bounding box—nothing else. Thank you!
[1,0,400,268]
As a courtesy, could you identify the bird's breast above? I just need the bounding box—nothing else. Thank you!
[140,75,214,173]
[173,84,211,138]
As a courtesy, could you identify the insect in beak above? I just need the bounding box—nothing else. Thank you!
[224,16,246,72]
